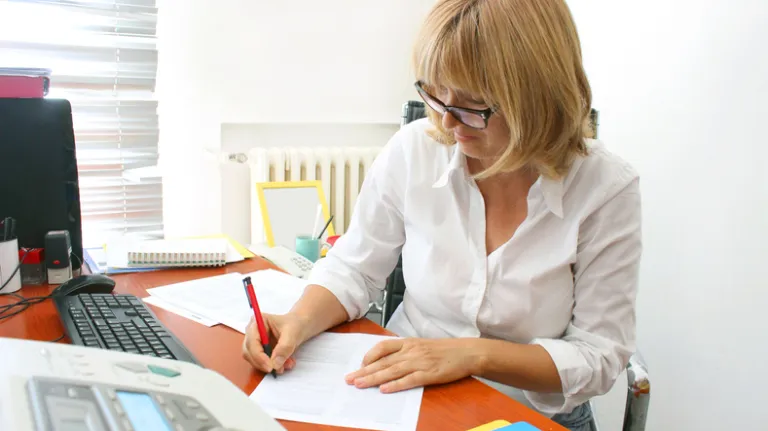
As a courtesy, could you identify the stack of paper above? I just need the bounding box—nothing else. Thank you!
[250,332,424,431]
[144,269,308,332]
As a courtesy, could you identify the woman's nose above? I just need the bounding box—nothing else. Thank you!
[441,109,460,130]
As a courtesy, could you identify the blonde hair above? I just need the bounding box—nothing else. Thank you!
[413,0,593,179]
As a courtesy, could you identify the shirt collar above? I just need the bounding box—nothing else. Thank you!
[539,175,565,218]
[432,144,583,219]
[432,145,466,188]
[539,153,587,219]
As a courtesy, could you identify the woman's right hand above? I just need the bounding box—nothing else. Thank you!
[242,312,310,375]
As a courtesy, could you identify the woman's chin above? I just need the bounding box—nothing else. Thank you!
[457,141,487,160]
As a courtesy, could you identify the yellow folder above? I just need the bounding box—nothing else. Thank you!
[468,420,512,431]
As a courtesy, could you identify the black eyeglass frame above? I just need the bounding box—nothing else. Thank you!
[414,81,496,129]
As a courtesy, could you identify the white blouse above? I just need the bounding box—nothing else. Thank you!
[308,118,641,415]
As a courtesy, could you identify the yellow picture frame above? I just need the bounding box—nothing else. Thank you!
[255,180,335,248]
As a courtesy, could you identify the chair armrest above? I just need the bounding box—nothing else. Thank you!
[623,352,650,431]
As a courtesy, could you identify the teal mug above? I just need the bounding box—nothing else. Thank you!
[295,235,330,263]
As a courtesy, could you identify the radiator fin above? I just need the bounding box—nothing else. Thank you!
[249,147,382,245]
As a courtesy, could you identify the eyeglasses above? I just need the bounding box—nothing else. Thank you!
[414,81,495,130]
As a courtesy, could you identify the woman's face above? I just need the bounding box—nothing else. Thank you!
[431,85,511,164]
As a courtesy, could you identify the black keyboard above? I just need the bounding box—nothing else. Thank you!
[53,293,199,365]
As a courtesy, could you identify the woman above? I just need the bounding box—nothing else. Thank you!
[243,0,641,429]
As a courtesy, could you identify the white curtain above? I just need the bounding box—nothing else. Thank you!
[0,0,162,248]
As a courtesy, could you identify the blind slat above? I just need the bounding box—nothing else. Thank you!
[0,0,162,247]
[11,0,157,13]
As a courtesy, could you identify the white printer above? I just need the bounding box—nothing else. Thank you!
[0,337,285,431]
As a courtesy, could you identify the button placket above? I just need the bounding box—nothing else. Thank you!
[461,181,488,333]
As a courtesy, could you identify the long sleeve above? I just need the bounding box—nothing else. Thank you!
[525,177,642,414]
[307,131,408,320]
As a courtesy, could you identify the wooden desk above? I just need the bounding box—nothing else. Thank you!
[0,258,565,431]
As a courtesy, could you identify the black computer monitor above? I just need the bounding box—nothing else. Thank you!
[0,98,83,270]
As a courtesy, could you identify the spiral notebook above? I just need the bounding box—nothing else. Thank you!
[125,238,228,267]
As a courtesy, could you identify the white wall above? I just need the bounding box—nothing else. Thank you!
[156,0,435,240]
[569,1,768,429]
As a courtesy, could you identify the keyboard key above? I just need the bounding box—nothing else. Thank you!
[139,347,153,354]
[125,310,138,317]
[126,348,140,354]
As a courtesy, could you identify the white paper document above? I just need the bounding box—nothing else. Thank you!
[142,295,218,327]
[249,333,424,431]
[146,269,307,334]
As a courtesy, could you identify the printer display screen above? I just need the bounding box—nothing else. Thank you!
[116,391,172,431]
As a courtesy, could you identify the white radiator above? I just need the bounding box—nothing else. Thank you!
[248,146,382,245]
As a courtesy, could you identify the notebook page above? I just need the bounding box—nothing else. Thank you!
[249,333,423,431]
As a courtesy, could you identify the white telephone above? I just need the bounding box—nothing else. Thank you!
[248,243,314,279]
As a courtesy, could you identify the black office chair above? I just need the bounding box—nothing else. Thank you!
[376,102,426,324]
[381,101,650,431]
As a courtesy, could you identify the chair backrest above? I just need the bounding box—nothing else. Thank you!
[382,101,427,326]
[401,101,427,127]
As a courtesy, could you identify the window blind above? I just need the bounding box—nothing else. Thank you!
[0,0,162,248]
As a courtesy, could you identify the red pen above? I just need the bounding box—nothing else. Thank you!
[243,276,277,378]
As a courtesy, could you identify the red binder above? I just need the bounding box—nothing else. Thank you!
[0,68,50,98]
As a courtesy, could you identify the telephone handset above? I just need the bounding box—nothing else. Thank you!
[248,243,314,279]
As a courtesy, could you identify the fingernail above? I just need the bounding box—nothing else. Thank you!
[273,356,286,368]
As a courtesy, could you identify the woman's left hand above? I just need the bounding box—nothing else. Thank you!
[345,338,479,393]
